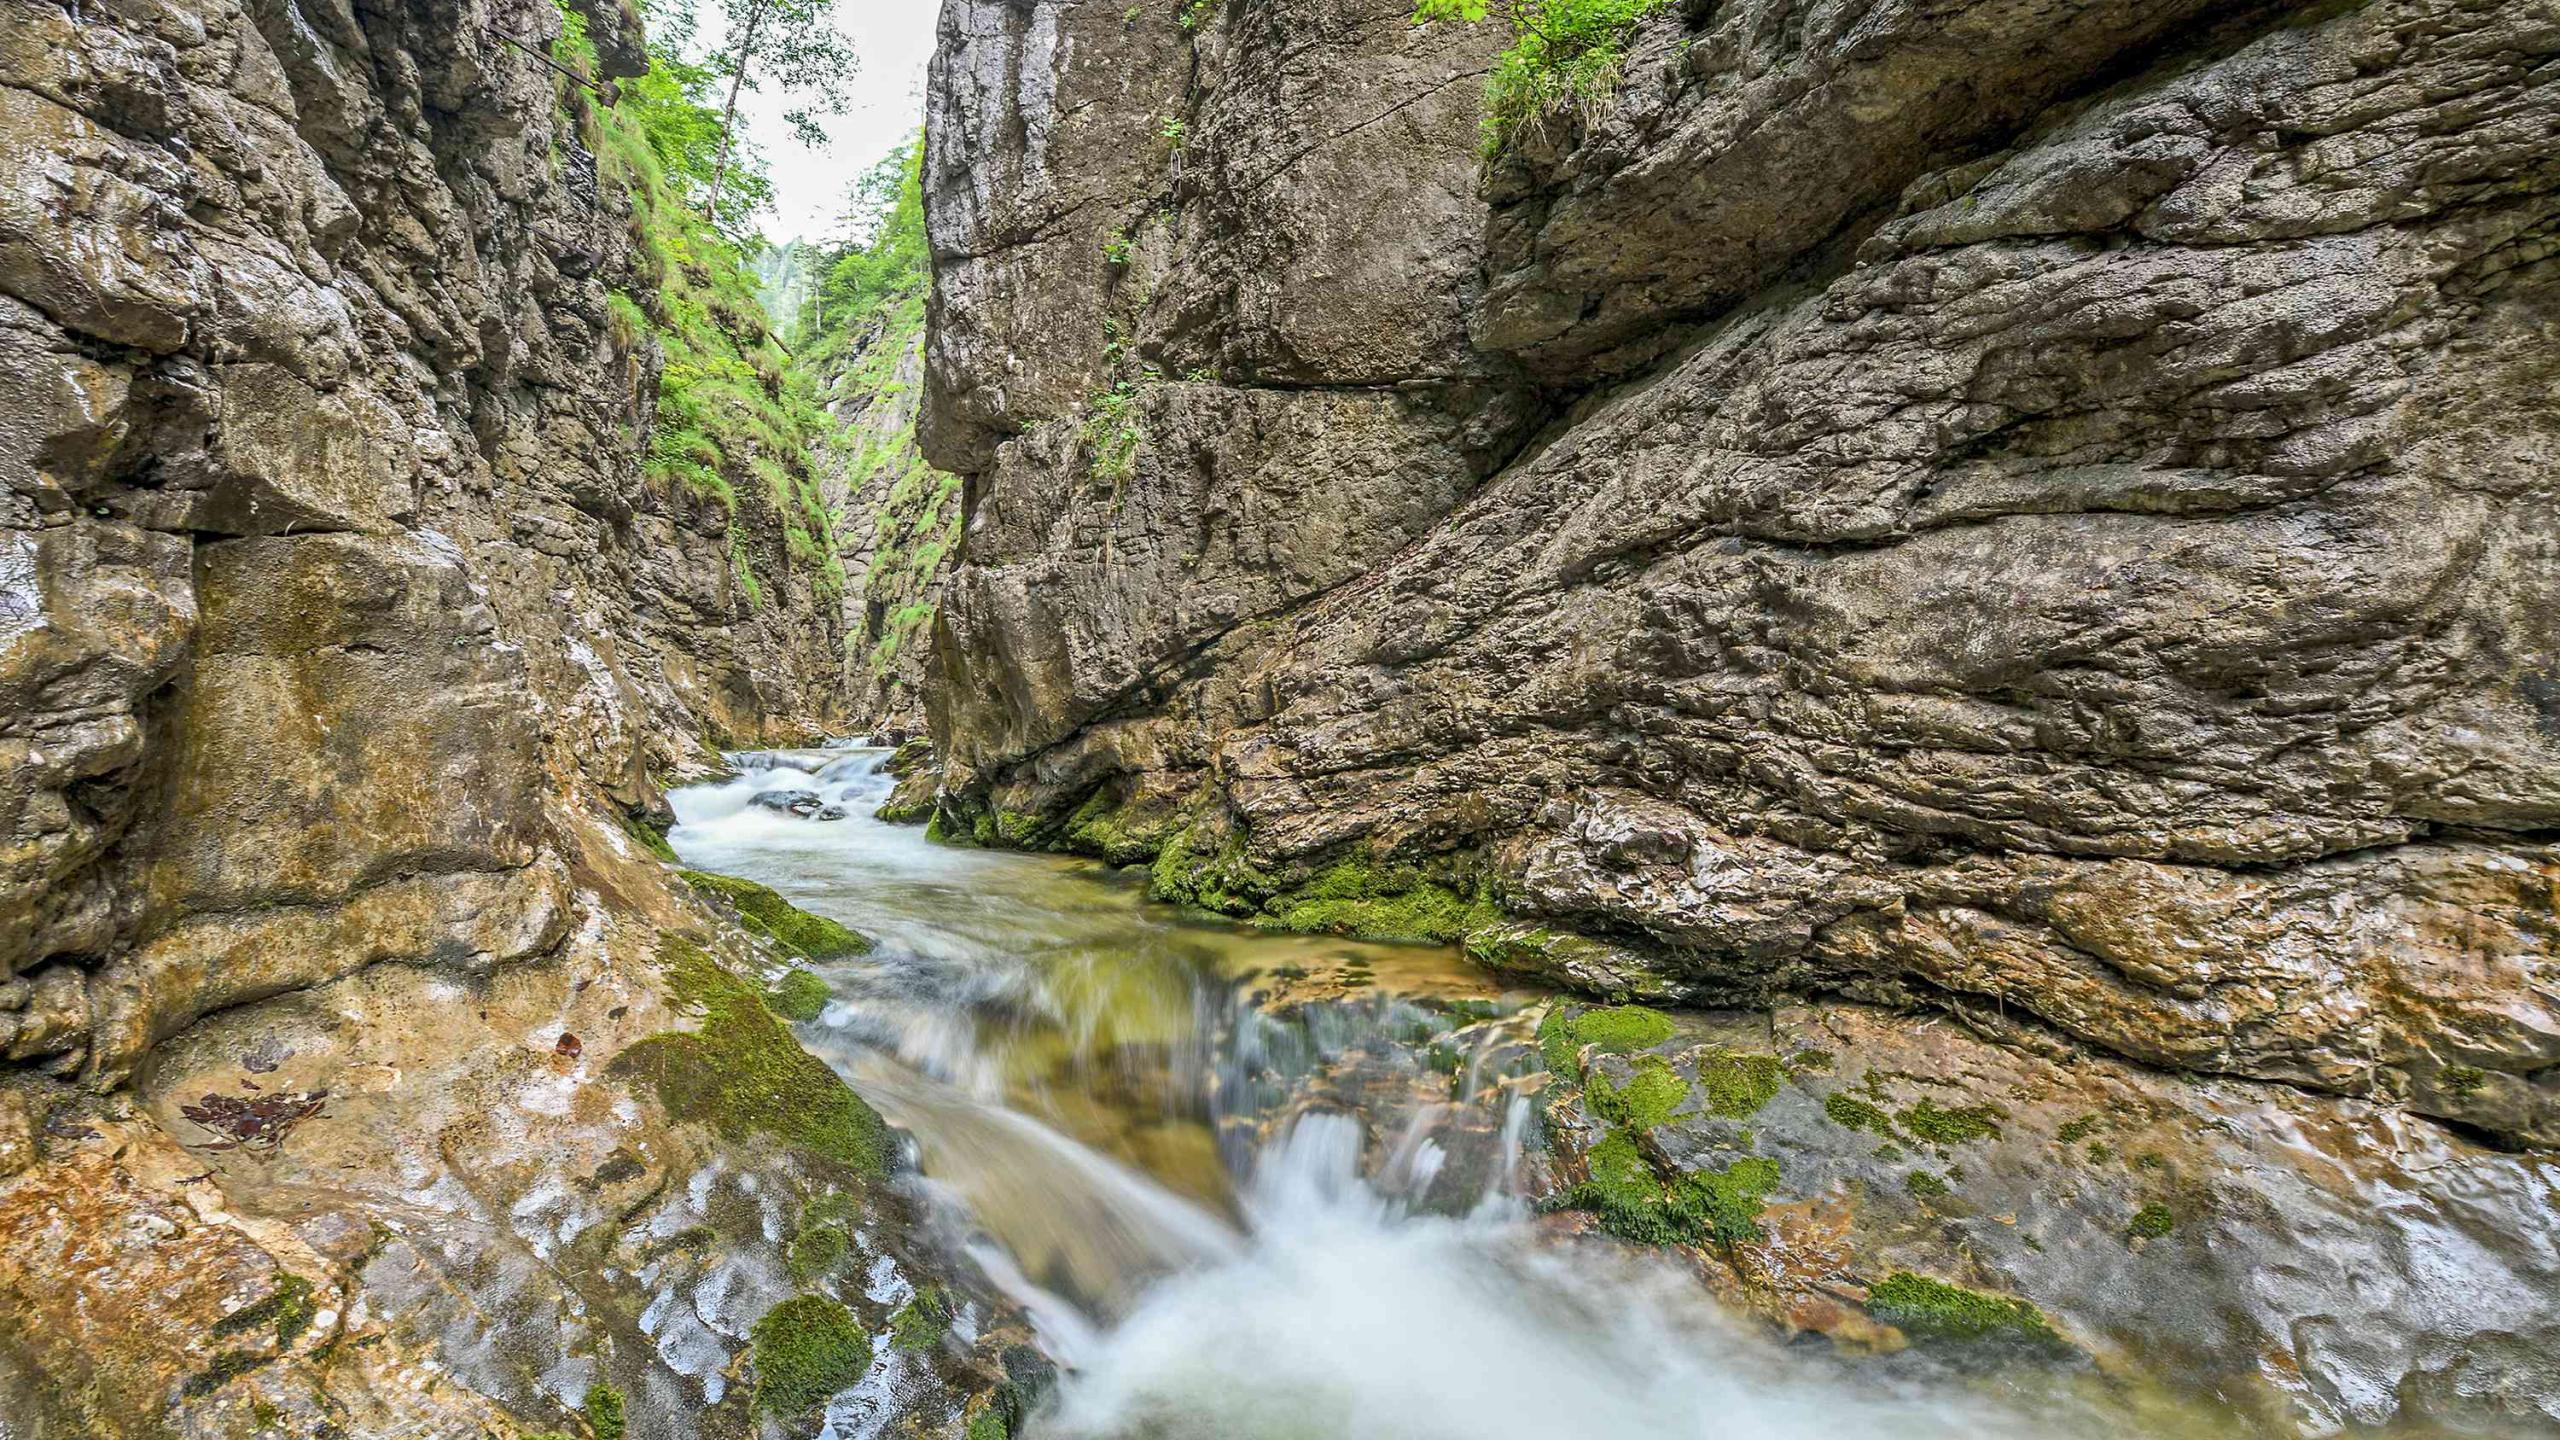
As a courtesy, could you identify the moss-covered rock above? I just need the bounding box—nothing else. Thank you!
[2126,1202,2175,1240]
[681,870,872,960]
[888,1286,951,1351]
[1865,1272,2066,1351]
[609,940,891,1175]
[767,968,832,1022]
[1563,1128,1781,1247]
[1589,1055,1691,1130]
[1896,1099,2003,1145]
[583,1382,626,1440]
[750,1294,871,1417]
[1694,1049,1784,1118]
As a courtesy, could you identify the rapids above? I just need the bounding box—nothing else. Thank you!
[667,746,2221,1440]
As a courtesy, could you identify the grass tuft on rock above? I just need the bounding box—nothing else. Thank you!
[682,870,872,960]
[610,939,891,1175]
[751,1294,872,1417]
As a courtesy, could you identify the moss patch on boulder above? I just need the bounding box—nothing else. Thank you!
[767,968,832,1022]
[1563,1129,1781,1247]
[609,940,890,1176]
[751,1294,872,1417]
[1896,1099,2004,1145]
[1590,1055,1691,1130]
[1866,1271,2065,1351]
[681,870,872,960]
[584,1382,627,1440]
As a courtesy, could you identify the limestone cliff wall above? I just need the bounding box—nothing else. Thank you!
[819,280,953,741]
[922,0,2560,1154]
[1,0,846,1085]
[0,2,1032,1433]
[915,3,2560,1423]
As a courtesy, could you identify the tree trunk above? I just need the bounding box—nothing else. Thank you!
[703,0,768,222]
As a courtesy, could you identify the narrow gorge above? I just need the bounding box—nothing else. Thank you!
[2,0,2555,1436]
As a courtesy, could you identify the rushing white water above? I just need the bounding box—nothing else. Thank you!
[667,748,2159,1440]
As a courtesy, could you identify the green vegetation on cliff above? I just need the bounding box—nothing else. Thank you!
[1412,0,1673,152]
[1865,1272,2067,1352]
[549,3,845,603]
[796,141,963,689]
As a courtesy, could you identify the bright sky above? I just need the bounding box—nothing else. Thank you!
[722,0,940,246]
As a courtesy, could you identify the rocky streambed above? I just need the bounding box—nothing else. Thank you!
[663,746,2560,1438]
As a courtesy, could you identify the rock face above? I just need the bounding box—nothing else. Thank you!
[820,277,955,742]
[0,0,1016,1432]
[1,0,849,1086]
[920,0,2560,1426]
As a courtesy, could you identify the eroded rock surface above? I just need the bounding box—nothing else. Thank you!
[919,0,2560,1426]
[0,0,1007,1433]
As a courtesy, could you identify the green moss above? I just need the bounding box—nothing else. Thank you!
[1563,1130,1779,1248]
[1058,792,1164,865]
[875,793,935,825]
[787,1220,851,1282]
[1260,857,1498,944]
[1589,1055,1691,1130]
[1536,1008,1583,1081]
[751,1295,872,1417]
[182,1348,272,1397]
[1896,1099,2004,1145]
[609,940,891,1176]
[1867,1272,2064,1351]
[1904,1170,1951,1200]
[2442,1064,2489,1096]
[888,1286,951,1351]
[2126,1202,2175,1240]
[1685,1156,1782,1245]
[1565,1005,1674,1054]
[1823,1091,1897,1135]
[768,968,833,1022]
[2056,1114,2102,1146]
[965,1407,1010,1440]
[584,1382,627,1440]
[1696,1050,1785,1118]
[1538,1003,1678,1082]
[2085,1141,2115,1165]
[621,811,680,863]
[681,870,872,960]
[212,1271,316,1349]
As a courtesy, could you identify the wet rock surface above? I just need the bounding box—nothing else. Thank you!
[1536,1000,2560,1435]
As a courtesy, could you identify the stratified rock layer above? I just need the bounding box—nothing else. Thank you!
[920,0,2560,1427]
[0,0,1019,1433]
